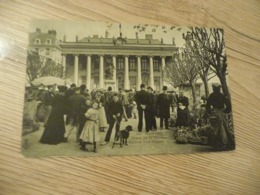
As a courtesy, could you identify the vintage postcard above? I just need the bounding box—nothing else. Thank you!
[22,20,235,157]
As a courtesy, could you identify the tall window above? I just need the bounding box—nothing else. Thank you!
[141,59,148,70]
[117,58,124,70]
[81,76,86,85]
[130,76,136,88]
[153,59,160,71]
[45,48,50,55]
[129,59,136,70]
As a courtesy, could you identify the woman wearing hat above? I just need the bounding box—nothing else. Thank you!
[206,83,235,150]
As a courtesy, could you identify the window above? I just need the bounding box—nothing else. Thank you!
[46,39,51,44]
[141,59,148,70]
[81,76,86,85]
[153,59,160,71]
[35,39,41,44]
[129,59,136,70]
[35,48,39,53]
[46,48,50,55]
[117,58,124,70]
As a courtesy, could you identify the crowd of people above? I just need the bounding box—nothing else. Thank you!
[24,82,235,152]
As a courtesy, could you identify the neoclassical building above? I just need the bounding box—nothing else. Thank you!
[29,29,179,91]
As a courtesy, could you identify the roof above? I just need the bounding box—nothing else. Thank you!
[78,37,163,45]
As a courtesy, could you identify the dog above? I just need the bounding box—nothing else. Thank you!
[112,125,133,148]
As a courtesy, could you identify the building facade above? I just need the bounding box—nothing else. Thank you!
[28,28,62,64]
[29,29,179,91]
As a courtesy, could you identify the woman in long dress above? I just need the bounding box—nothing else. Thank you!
[206,84,235,150]
[39,86,66,145]
[79,101,100,152]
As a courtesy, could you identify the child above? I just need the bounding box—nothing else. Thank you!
[132,101,137,119]
[79,100,100,152]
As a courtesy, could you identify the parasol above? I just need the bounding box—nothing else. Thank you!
[31,76,65,86]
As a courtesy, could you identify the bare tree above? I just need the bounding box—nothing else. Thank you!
[26,51,64,82]
[188,27,230,97]
[165,47,199,108]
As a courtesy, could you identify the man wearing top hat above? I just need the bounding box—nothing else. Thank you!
[134,84,151,132]
[156,86,171,129]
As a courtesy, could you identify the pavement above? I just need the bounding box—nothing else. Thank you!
[21,117,213,158]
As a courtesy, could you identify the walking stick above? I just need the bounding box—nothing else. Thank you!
[112,117,122,148]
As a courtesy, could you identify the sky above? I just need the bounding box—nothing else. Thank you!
[29,20,189,47]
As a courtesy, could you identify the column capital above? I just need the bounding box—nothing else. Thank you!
[85,54,92,57]
[124,55,129,58]
[98,54,104,57]
[73,54,79,57]
[61,53,67,57]
[160,56,166,59]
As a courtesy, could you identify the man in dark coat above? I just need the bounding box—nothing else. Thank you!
[64,87,86,142]
[156,86,171,129]
[135,84,151,132]
[104,86,114,124]
[102,94,123,144]
[147,87,157,130]
[175,91,190,127]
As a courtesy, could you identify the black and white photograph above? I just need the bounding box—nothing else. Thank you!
[22,20,235,157]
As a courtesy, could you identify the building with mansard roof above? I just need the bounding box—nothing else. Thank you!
[29,28,179,91]
[28,28,62,64]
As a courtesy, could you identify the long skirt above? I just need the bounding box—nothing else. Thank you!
[208,109,235,150]
[98,106,108,128]
[80,120,100,143]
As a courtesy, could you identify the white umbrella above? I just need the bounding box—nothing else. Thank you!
[31,76,65,86]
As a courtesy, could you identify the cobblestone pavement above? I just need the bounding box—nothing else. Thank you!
[21,117,213,158]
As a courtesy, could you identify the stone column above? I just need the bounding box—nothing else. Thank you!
[86,55,91,90]
[161,56,166,88]
[112,55,117,90]
[62,54,66,80]
[136,56,142,91]
[99,55,104,88]
[112,55,116,82]
[149,56,154,89]
[124,56,130,89]
[74,54,79,86]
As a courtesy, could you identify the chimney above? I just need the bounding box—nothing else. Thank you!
[161,37,164,44]
[136,32,139,39]
[76,35,78,42]
[36,28,41,33]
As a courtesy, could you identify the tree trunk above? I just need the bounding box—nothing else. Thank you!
[202,77,209,98]
[219,73,230,98]
[190,81,197,110]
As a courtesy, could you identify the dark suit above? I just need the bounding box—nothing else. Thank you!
[65,93,86,141]
[147,92,157,130]
[156,93,171,129]
[135,89,151,132]
[104,101,123,142]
